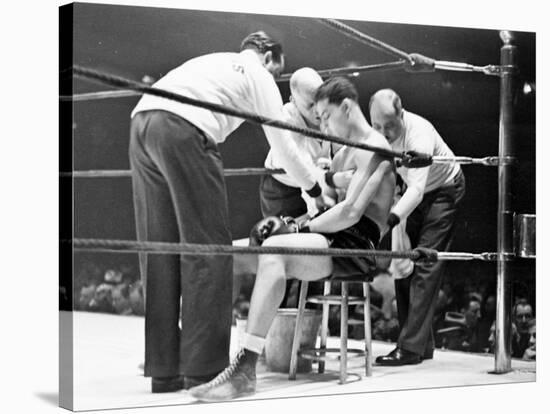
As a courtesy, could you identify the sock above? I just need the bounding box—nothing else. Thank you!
[241,332,265,355]
[241,348,259,366]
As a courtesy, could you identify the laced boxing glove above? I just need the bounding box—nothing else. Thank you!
[249,216,299,246]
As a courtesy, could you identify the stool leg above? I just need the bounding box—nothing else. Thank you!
[339,282,349,384]
[318,281,331,374]
[363,282,372,377]
[289,280,309,380]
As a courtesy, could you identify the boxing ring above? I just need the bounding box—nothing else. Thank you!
[65,310,534,411]
[60,17,536,409]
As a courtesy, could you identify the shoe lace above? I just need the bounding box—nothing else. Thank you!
[207,349,246,387]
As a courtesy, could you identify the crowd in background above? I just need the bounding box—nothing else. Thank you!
[65,261,535,361]
[68,261,145,316]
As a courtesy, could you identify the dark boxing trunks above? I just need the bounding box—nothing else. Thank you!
[323,215,381,278]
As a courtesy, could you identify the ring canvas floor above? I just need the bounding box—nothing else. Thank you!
[65,311,535,411]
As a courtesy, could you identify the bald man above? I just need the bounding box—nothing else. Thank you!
[369,89,466,366]
[260,67,351,219]
[258,68,353,308]
[189,76,396,402]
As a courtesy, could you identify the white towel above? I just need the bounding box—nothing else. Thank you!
[389,219,414,279]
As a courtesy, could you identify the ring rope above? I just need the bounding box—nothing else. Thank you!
[61,61,407,102]
[61,167,286,178]
[69,238,501,262]
[61,89,139,102]
[62,155,512,179]
[318,18,414,64]
[70,65,431,167]
[432,156,516,166]
[319,18,502,76]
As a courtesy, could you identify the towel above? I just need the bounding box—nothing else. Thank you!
[389,218,414,279]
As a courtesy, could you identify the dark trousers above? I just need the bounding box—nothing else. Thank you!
[129,110,233,377]
[259,174,307,218]
[395,170,466,355]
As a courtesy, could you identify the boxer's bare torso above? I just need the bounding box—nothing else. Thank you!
[331,129,395,234]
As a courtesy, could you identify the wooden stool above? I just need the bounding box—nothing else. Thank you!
[288,274,373,384]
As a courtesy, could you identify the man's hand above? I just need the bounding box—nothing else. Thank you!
[331,169,355,189]
[314,193,336,213]
[316,157,332,170]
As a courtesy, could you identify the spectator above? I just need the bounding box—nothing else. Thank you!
[477,294,496,352]
[441,295,481,352]
[462,295,482,351]
[129,280,145,316]
[512,298,534,358]
[78,283,98,311]
[489,299,536,358]
[89,283,116,313]
[522,318,536,360]
[486,320,520,355]
[111,283,133,315]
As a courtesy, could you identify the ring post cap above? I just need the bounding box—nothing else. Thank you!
[412,247,438,262]
[500,31,515,45]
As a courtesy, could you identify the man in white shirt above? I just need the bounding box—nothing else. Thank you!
[260,67,352,307]
[260,67,351,219]
[129,31,328,393]
[369,88,466,366]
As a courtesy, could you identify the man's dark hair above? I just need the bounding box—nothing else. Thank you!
[314,76,359,104]
[513,298,533,316]
[461,293,481,311]
[240,31,283,63]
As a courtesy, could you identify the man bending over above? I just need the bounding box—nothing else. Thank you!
[189,76,396,402]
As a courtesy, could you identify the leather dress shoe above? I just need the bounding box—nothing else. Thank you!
[151,376,184,393]
[375,347,422,366]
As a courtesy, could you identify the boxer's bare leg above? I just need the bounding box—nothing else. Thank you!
[189,233,333,402]
[246,233,332,338]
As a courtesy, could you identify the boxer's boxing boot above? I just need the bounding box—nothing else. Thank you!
[188,348,257,402]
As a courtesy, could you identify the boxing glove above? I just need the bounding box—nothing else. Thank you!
[249,216,299,246]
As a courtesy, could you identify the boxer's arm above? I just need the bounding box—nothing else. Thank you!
[306,153,392,233]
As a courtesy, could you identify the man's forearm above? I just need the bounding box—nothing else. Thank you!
[390,185,423,221]
[264,128,321,190]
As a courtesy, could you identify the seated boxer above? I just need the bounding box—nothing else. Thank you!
[189,76,396,402]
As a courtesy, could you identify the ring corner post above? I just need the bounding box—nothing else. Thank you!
[494,30,517,374]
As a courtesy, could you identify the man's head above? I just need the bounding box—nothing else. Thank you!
[527,319,536,350]
[314,76,359,138]
[240,31,285,77]
[369,89,405,144]
[483,294,496,318]
[289,68,323,128]
[463,297,482,329]
[513,299,534,334]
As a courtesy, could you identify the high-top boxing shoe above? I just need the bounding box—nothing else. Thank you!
[188,349,257,402]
